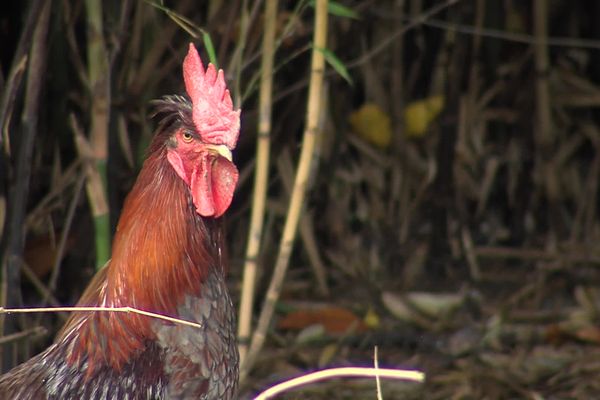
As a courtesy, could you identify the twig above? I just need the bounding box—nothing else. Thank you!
[252,367,425,400]
[0,57,28,154]
[374,346,383,400]
[0,306,203,330]
[473,246,600,264]
[0,326,47,346]
[24,160,81,229]
[398,16,600,50]
[238,0,278,369]
[276,149,329,296]
[20,262,69,321]
[462,227,481,282]
[61,0,89,89]
[227,0,263,107]
[27,171,87,326]
[242,0,329,378]
[347,0,460,69]
[0,0,45,150]
[46,172,86,296]
[130,1,194,97]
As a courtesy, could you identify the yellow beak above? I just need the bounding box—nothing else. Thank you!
[204,144,233,161]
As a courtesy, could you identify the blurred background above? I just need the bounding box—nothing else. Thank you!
[2,0,600,398]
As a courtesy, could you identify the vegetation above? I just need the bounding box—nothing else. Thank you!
[2,0,600,397]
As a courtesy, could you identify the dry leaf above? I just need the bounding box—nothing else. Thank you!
[278,306,367,335]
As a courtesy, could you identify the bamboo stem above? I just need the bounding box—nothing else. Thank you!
[241,0,328,379]
[85,0,111,269]
[238,0,278,367]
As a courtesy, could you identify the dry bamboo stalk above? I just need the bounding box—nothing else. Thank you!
[241,0,328,380]
[238,0,278,368]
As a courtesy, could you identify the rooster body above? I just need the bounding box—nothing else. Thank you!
[0,44,240,399]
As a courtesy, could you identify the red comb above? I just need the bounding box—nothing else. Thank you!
[183,43,240,149]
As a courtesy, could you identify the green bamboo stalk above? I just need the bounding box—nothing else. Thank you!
[241,0,328,380]
[85,0,111,269]
[238,0,278,368]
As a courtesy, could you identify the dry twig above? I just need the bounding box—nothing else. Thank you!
[252,367,424,400]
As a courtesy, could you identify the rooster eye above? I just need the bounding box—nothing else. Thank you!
[182,132,194,143]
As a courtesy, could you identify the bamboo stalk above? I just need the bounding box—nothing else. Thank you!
[237,0,278,367]
[241,0,328,380]
[85,0,111,269]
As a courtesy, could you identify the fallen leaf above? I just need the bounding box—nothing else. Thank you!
[278,306,368,335]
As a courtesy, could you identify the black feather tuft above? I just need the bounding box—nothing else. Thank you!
[151,95,195,135]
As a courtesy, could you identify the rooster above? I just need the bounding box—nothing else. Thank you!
[0,43,240,399]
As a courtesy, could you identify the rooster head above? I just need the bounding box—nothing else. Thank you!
[166,43,240,218]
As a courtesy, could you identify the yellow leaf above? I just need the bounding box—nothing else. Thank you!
[363,306,380,329]
[404,95,444,138]
[349,103,392,148]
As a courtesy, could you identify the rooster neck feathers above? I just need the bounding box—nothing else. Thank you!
[59,43,239,375]
[59,97,225,373]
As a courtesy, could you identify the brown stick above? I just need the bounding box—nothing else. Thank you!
[474,246,600,265]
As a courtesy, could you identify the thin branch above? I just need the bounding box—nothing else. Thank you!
[473,246,600,265]
[0,1,45,150]
[374,346,383,400]
[347,0,460,69]
[227,0,263,107]
[400,16,600,50]
[276,149,328,295]
[252,367,425,400]
[0,326,47,346]
[0,306,203,330]
[46,172,86,295]
[20,262,69,321]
